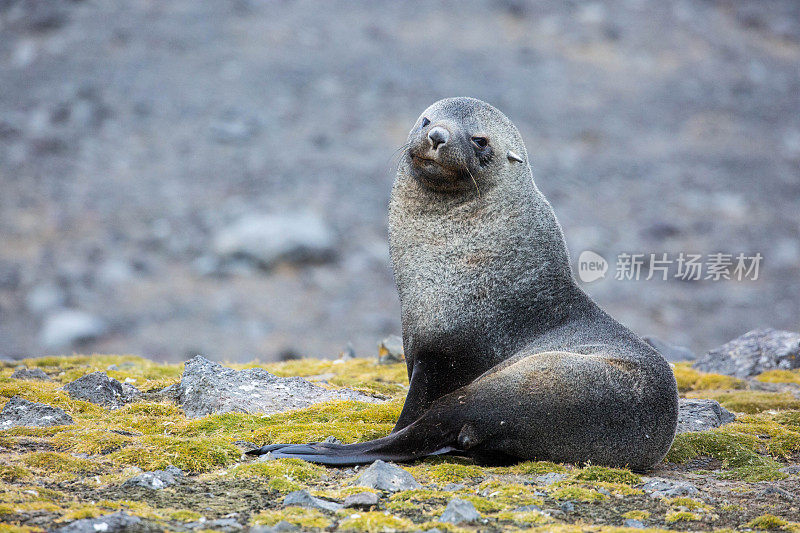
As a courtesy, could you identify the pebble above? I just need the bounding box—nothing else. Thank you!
[283,490,343,512]
[439,498,481,524]
[10,367,50,381]
[353,460,421,492]
[343,491,379,508]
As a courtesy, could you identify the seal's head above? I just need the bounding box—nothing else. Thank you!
[404,97,528,194]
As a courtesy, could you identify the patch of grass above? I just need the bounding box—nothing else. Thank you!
[21,452,99,475]
[756,369,800,385]
[169,510,203,522]
[50,428,133,455]
[549,486,607,502]
[731,414,800,458]
[505,460,567,475]
[664,510,702,523]
[230,458,325,484]
[477,481,544,508]
[745,514,790,530]
[409,463,485,484]
[622,510,650,520]
[252,507,330,529]
[107,435,240,472]
[256,359,409,397]
[0,466,31,482]
[685,390,800,413]
[573,465,640,485]
[672,363,745,392]
[664,497,712,512]
[338,511,414,532]
[494,509,551,525]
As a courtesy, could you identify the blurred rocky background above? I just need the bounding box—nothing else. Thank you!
[0,0,798,362]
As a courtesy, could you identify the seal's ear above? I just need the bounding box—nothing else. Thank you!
[507,150,524,163]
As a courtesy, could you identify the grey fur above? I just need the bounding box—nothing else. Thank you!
[248,97,678,471]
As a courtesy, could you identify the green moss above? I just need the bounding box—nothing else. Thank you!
[107,435,240,472]
[0,501,62,515]
[338,511,414,532]
[0,466,31,482]
[505,460,567,475]
[664,497,712,512]
[730,414,800,458]
[622,510,650,520]
[664,510,702,523]
[0,524,44,533]
[665,429,786,481]
[549,486,607,502]
[229,458,326,482]
[745,514,790,530]
[413,463,485,484]
[252,507,330,529]
[257,359,409,397]
[672,363,745,392]
[267,478,304,493]
[50,428,132,455]
[685,390,800,413]
[494,509,550,525]
[170,509,204,522]
[476,481,544,508]
[573,465,640,485]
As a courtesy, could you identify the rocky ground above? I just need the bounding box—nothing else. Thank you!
[1,329,800,532]
[1,0,799,362]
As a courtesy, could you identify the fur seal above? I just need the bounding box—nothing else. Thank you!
[247,97,678,471]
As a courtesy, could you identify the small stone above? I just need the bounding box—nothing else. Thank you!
[757,485,795,501]
[440,498,481,524]
[54,511,141,533]
[343,491,379,508]
[204,518,244,532]
[353,460,421,492]
[644,337,697,362]
[250,521,299,533]
[175,356,380,418]
[442,483,465,492]
[64,372,127,409]
[639,477,698,499]
[39,309,108,349]
[779,465,800,475]
[677,399,736,433]
[534,472,568,486]
[283,490,343,512]
[10,367,50,381]
[0,396,73,429]
[122,467,181,490]
[560,501,575,512]
[377,335,404,364]
[693,328,800,378]
[624,519,646,528]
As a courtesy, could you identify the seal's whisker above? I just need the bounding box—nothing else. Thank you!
[465,166,481,198]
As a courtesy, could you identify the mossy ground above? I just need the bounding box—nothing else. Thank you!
[1,355,799,531]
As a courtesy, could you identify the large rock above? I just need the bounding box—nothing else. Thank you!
[283,490,343,512]
[212,212,336,270]
[693,328,800,378]
[677,399,736,433]
[175,356,380,418]
[639,478,698,499]
[440,498,481,524]
[0,396,73,429]
[64,372,137,409]
[39,309,108,349]
[353,460,421,492]
[10,367,50,381]
[122,466,183,490]
[54,512,143,533]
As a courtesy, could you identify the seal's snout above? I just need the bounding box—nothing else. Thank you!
[427,126,450,150]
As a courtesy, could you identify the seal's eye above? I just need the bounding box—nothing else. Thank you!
[421,117,430,128]
[471,136,488,149]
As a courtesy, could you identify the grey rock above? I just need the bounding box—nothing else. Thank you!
[560,501,575,512]
[54,512,142,533]
[377,335,404,364]
[639,477,698,498]
[534,472,569,486]
[513,505,542,512]
[442,483,465,492]
[0,396,73,429]
[40,309,108,349]
[779,465,800,475]
[122,467,182,490]
[203,518,243,532]
[282,490,342,512]
[624,519,646,528]
[644,336,697,362]
[175,355,381,418]
[121,383,142,403]
[343,491,379,508]
[212,212,336,270]
[10,367,50,380]
[757,485,795,501]
[693,328,800,378]
[249,521,299,533]
[353,460,421,492]
[677,398,736,433]
[439,498,481,524]
[64,372,128,409]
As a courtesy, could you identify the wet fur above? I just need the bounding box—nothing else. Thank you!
[247,97,678,471]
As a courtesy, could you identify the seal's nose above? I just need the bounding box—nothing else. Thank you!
[427,126,450,150]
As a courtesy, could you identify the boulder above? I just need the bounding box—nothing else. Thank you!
[353,460,421,492]
[343,491,379,508]
[54,512,143,533]
[10,367,50,381]
[282,490,342,512]
[212,212,336,270]
[175,355,380,418]
[677,398,736,433]
[693,328,800,378]
[0,396,73,429]
[440,498,481,524]
[122,466,183,490]
[64,372,137,409]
